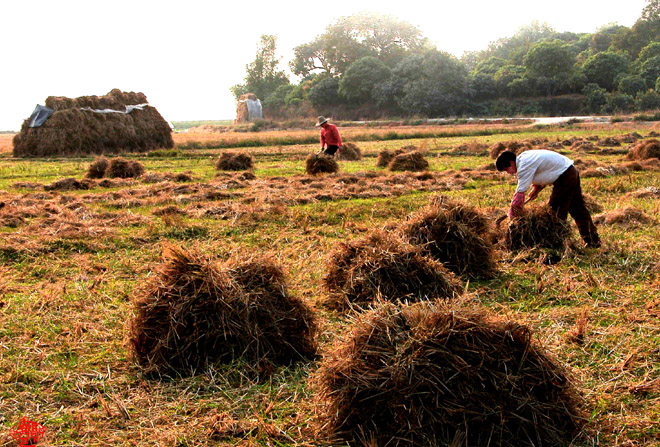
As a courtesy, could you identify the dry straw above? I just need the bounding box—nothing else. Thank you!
[376,145,417,167]
[311,301,585,447]
[128,244,317,377]
[627,138,660,160]
[335,142,362,161]
[505,205,571,251]
[13,89,173,158]
[401,198,496,279]
[388,151,429,172]
[305,154,339,175]
[323,230,461,311]
[215,152,254,171]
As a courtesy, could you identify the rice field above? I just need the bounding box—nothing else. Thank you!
[1,120,660,446]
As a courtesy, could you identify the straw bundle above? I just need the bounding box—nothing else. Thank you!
[388,151,429,172]
[376,145,417,167]
[215,152,254,171]
[306,154,339,175]
[86,156,109,179]
[105,158,145,179]
[401,202,496,279]
[323,231,461,311]
[593,207,655,225]
[505,205,571,251]
[13,89,173,158]
[489,141,529,159]
[627,139,660,160]
[312,301,584,447]
[336,142,362,161]
[128,245,317,376]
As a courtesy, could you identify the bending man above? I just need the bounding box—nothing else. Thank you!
[496,149,601,248]
[316,116,342,156]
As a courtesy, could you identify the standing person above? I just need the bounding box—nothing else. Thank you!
[496,149,601,248]
[316,116,342,156]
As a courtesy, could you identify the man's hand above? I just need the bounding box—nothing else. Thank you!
[527,184,545,201]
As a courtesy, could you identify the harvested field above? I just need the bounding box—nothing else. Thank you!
[2,120,660,446]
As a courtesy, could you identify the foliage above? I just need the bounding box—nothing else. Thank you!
[583,83,608,113]
[231,35,290,102]
[605,92,635,113]
[307,77,343,108]
[581,51,629,91]
[640,55,660,87]
[618,75,648,96]
[338,57,392,104]
[636,89,660,110]
[290,12,428,77]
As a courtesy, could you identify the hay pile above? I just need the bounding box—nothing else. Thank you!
[593,207,655,225]
[86,156,144,179]
[376,145,416,167]
[128,245,317,376]
[388,151,429,172]
[306,154,339,175]
[215,152,254,171]
[505,205,571,251]
[627,139,660,160]
[312,301,584,447]
[13,89,174,158]
[401,201,496,278]
[44,178,92,191]
[336,142,362,161]
[323,231,461,311]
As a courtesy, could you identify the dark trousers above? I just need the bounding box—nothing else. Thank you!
[324,145,339,156]
[549,165,601,246]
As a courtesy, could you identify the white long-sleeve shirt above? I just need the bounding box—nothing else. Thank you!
[515,150,573,193]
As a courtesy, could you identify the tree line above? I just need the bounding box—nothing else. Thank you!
[231,0,660,120]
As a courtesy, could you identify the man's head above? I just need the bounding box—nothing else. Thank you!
[496,150,517,174]
[316,116,329,127]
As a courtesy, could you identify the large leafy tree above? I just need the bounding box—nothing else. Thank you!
[473,21,557,66]
[338,57,392,103]
[523,40,576,95]
[290,13,429,77]
[611,1,660,58]
[231,35,290,101]
[581,51,629,91]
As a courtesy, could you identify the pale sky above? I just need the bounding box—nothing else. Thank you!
[0,0,648,131]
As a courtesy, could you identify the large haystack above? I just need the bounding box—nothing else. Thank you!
[13,89,173,158]
[388,151,429,172]
[312,301,585,447]
[215,152,254,171]
[306,154,339,175]
[401,202,496,279]
[505,205,571,251]
[323,231,461,311]
[335,142,362,161]
[234,93,263,124]
[128,245,317,376]
[627,139,660,160]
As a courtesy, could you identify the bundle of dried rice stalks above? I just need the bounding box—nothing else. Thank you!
[306,154,339,175]
[336,142,362,161]
[376,145,417,167]
[128,244,317,376]
[505,205,571,251]
[105,157,145,178]
[388,151,429,172]
[627,139,660,160]
[323,231,461,311]
[312,301,585,447]
[13,89,173,157]
[215,152,254,171]
[489,141,529,159]
[401,201,496,279]
[593,207,656,225]
[86,156,110,179]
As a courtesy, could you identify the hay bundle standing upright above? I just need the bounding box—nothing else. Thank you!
[496,149,601,248]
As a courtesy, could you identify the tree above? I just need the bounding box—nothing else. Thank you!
[583,83,607,113]
[581,51,629,91]
[474,21,557,65]
[339,57,391,103]
[618,75,647,96]
[641,0,660,21]
[290,13,429,77]
[637,41,660,63]
[231,35,290,101]
[640,55,660,86]
[473,57,508,75]
[494,65,526,98]
[307,77,342,108]
[605,92,635,113]
[636,90,660,110]
[523,40,576,95]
